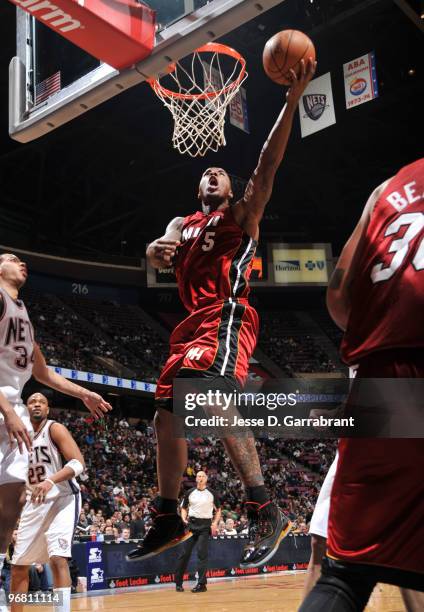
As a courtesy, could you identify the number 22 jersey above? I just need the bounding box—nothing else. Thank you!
[342,158,424,364]
[28,419,80,500]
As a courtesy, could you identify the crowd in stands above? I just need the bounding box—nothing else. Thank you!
[62,296,169,381]
[21,289,166,381]
[50,410,336,542]
[22,288,343,382]
[259,311,340,375]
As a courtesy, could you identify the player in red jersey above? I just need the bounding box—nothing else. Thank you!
[300,158,424,612]
[127,58,316,567]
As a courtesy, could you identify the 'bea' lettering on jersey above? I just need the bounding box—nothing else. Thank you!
[386,181,423,212]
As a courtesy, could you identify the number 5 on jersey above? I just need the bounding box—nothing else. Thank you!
[202,231,216,252]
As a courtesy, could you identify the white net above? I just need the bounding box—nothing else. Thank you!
[149,43,247,157]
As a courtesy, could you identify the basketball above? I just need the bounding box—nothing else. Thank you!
[263,30,316,86]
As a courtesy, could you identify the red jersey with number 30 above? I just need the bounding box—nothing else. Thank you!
[175,207,257,313]
[342,158,424,364]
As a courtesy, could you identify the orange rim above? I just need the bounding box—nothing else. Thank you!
[147,42,246,101]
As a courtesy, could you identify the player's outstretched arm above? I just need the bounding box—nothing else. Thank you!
[31,422,85,503]
[232,58,316,239]
[32,343,112,419]
[327,180,389,330]
[146,216,184,269]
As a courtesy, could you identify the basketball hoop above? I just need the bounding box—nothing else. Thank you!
[147,43,247,157]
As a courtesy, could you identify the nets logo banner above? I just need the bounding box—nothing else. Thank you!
[273,248,328,284]
[299,72,336,137]
[343,52,379,109]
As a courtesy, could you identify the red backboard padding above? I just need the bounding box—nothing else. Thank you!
[10,0,156,70]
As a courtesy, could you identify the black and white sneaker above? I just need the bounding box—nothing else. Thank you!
[240,501,292,568]
[126,507,192,562]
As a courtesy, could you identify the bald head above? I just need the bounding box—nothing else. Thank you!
[196,471,208,489]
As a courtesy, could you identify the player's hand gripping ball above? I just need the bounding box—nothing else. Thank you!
[263,30,316,85]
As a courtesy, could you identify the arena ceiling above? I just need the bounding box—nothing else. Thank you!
[0,0,422,262]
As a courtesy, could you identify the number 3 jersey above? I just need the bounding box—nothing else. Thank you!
[342,158,424,364]
[0,288,34,411]
[175,207,257,313]
[28,419,80,500]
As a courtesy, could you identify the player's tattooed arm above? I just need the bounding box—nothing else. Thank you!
[146,216,184,269]
[232,58,316,240]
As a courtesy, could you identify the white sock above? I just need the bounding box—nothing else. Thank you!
[53,587,71,612]
[0,553,5,574]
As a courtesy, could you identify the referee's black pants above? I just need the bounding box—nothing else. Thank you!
[175,518,211,586]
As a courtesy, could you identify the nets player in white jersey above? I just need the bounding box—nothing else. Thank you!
[10,393,83,612]
[0,253,111,596]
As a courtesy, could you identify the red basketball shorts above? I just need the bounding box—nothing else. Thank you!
[155,299,259,410]
[327,348,424,574]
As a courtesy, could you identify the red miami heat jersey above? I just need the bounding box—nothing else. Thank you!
[342,158,424,364]
[175,207,257,313]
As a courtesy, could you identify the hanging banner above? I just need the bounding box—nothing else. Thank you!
[299,72,336,138]
[202,62,249,132]
[343,51,379,109]
[229,86,249,133]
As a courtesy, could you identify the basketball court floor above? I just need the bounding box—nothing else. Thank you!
[15,573,405,611]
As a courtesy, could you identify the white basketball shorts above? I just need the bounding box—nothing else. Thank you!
[12,492,81,565]
[0,405,33,486]
[309,452,338,539]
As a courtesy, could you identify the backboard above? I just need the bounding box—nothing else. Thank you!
[10,0,286,143]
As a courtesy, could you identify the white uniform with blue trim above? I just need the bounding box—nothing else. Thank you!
[0,288,34,485]
[12,420,81,564]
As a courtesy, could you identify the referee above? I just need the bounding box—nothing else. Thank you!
[175,471,221,593]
